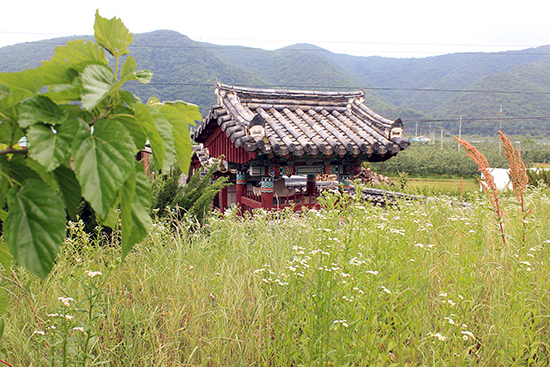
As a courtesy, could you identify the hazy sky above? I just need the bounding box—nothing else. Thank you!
[2,0,550,58]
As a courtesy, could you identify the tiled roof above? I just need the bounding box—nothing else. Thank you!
[193,82,409,157]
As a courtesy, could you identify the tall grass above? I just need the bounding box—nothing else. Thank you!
[2,186,550,365]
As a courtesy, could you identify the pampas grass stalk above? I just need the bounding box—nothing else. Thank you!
[455,136,506,245]
[499,131,531,243]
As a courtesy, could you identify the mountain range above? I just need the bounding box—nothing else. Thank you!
[2,30,550,137]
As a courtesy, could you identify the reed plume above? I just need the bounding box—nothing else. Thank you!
[499,131,530,243]
[455,136,506,245]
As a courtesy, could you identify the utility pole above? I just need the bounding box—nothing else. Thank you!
[458,116,462,151]
[415,122,418,137]
[498,105,503,156]
[441,129,443,150]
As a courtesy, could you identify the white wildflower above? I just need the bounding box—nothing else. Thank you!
[380,286,391,294]
[444,317,455,325]
[365,270,379,275]
[58,297,74,307]
[85,270,102,278]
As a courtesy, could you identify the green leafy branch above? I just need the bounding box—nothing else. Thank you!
[0,11,201,280]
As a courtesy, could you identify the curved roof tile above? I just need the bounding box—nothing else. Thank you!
[193,82,409,157]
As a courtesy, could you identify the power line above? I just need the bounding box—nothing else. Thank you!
[126,81,550,95]
[21,40,550,56]
[1,30,546,49]
[408,116,550,123]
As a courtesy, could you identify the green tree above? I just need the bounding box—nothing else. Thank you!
[152,157,230,223]
[0,11,201,280]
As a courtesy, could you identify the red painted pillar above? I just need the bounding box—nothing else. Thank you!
[306,174,317,196]
[220,186,228,211]
[236,170,247,214]
[261,177,274,210]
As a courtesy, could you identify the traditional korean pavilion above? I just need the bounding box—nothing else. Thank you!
[191,82,410,212]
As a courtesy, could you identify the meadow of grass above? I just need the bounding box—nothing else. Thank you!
[2,185,550,366]
[385,175,479,197]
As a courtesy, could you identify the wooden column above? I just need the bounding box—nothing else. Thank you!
[261,177,274,210]
[236,170,247,214]
[220,186,228,211]
[306,174,317,196]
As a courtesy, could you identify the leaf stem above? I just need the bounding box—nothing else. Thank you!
[89,107,110,126]
[0,147,28,156]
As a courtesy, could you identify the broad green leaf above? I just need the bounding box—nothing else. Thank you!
[53,165,82,220]
[50,39,108,73]
[135,70,153,84]
[120,162,151,259]
[37,39,106,86]
[27,124,70,171]
[18,96,66,128]
[72,119,136,220]
[0,239,12,272]
[159,104,198,174]
[148,106,175,172]
[120,55,137,81]
[5,179,66,280]
[0,84,11,99]
[94,11,133,58]
[5,155,42,187]
[162,100,201,127]
[81,64,115,111]
[0,69,42,108]
[119,90,141,108]
[56,116,82,149]
[110,108,146,148]
[24,158,58,190]
[44,77,83,104]
[37,60,78,86]
[0,210,6,221]
[134,104,165,169]
[0,119,24,147]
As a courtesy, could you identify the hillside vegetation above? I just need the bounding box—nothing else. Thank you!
[2,31,550,136]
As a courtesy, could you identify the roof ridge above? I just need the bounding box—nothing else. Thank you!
[216,81,364,100]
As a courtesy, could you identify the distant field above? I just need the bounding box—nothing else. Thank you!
[387,176,479,196]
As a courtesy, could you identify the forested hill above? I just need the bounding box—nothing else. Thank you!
[2,30,550,137]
